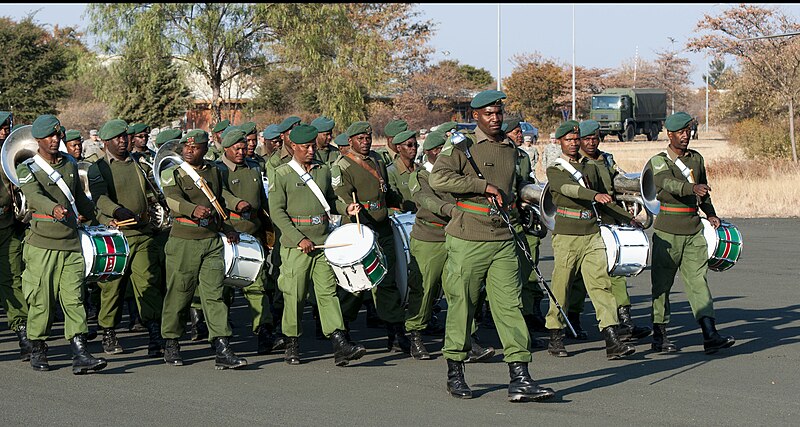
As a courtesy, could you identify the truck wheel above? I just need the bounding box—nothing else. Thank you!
[617,132,624,142]
[646,124,656,141]
[624,124,635,142]
[599,134,605,142]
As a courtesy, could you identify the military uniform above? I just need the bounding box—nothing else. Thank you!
[386,156,418,214]
[315,144,340,166]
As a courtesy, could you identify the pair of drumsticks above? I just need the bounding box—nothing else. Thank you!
[115,218,137,227]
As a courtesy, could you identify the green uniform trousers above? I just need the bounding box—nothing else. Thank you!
[161,236,232,341]
[222,267,273,333]
[405,237,444,331]
[514,224,544,316]
[21,245,88,341]
[279,246,345,338]
[651,229,714,323]
[545,233,619,331]
[339,234,406,324]
[443,235,531,363]
[97,234,164,328]
[0,227,28,330]
[567,274,630,313]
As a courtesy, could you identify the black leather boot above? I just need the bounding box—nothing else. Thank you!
[71,334,107,375]
[102,328,123,354]
[617,305,652,341]
[603,325,636,359]
[530,297,547,332]
[284,336,300,365]
[386,323,411,354]
[465,334,495,363]
[548,329,568,357]
[15,324,33,362]
[482,304,496,330]
[256,324,276,355]
[214,336,247,370]
[698,317,735,354]
[29,340,49,371]
[523,315,547,348]
[652,323,678,353]
[507,362,556,402]
[145,321,165,358]
[188,308,208,341]
[164,339,183,366]
[566,312,588,340]
[422,314,445,336]
[446,359,472,398]
[126,299,147,332]
[330,329,366,366]
[409,330,431,360]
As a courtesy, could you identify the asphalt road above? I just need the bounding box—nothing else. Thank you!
[0,218,798,426]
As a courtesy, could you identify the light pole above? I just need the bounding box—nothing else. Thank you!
[705,56,709,133]
[497,4,501,91]
[571,4,576,120]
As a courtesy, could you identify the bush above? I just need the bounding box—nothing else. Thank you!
[728,118,793,159]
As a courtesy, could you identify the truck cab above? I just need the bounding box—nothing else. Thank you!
[590,88,666,142]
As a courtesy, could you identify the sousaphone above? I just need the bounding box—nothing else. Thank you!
[1,125,38,222]
[152,138,183,192]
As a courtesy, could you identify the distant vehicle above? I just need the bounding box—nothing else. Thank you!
[590,88,667,142]
[519,121,539,143]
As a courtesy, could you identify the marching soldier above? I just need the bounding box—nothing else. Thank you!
[648,112,734,354]
[333,132,350,156]
[63,130,89,162]
[257,124,280,158]
[268,124,367,366]
[0,111,32,361]
[158,129,246,369]
[88,119,166,357]
[311,116,339,166]
[377,119,408,166]
[154,128,182,149]
[207,119,230,161]
[429,90,555,402]
[331,121,412,354]
[276,116,301,153]
[17,114,106,374]
[128,123,154,164]
[386,129,419,213]
[544,120,639,360]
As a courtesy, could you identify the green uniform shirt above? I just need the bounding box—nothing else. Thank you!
[315,145,340,166]
[649,148,716,235]
[160,160,235,240]
[216,155,267,236]
[376,146,397,167]
[429,128,525,242]
[84,152,100,163]
[0,168,14,230]
[582,151,623,226]
[517,148,532,181]
[265,146,292,185]
[88,152,155,237]
[387,158,418,213]
[204,143,222,161]
[408,166,455,242]
[16,154,96,251]
[268,160,339,247]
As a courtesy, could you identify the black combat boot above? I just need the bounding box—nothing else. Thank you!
[213,336,247,370]
[566,312,588,340]
[409,330,431,360]
[548,329,568,357]
[164,339,183,366]
[71,334,107,375]
[145,321,165,358]
[482,304,496,330]
[698,317,735,355]
[523,315,547,349]
[507,362,556,402]
[29,340,49,371]
[652,323,678,353]
[465,334,495,363]
[188,308,208,341]
[256,324,276,355]
[102,328,123,354]
[603,325,636,359]
[15,324,33,362]
[126,299,147,332]
[330,330,366,366]
[284,336,300,365]
[446,359,472,399]
[617,305,652,341]
[386,322,411,354]
[530,297,547,332]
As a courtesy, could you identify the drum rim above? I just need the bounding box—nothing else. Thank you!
[324,223,377,266]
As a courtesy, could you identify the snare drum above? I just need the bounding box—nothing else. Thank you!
[701,219,743,272]
[220,232,265,288]
[324,223,387,294]
[390,212,415,306]
[599,224,650,277]
[79,226,130,282]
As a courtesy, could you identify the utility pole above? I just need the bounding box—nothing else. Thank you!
[497,4,501,91]
[571,4,576,120]
[633,45,638,88]
[705,57,709,133]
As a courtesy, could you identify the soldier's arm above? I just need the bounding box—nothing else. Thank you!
[161,168,198,217]
[697,156,717,217]
[267,172,307,246]
[650,156,694,197]
[87,163,120,223]
[412,171,454,218]
[215,163,244,211]
[546,166,598,201]
[598,200,634,223]
[429,143,487,195]
[15,163,58,216]
[332,163,356,218]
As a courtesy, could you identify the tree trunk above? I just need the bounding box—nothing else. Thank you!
[210,84,222,131]
[790,99,798,162]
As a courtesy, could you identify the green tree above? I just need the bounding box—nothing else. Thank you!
[504,53,570,131]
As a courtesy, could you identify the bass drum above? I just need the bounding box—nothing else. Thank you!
[599,224,650,277]
[701,218,743,272]
[390,212,415,306]
[219,232,265,288]
[325,223,387,294]
[79,225,130,282]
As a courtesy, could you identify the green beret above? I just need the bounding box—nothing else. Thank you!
[436,121,457,133]
[501,119,520,133]
[129,123,149,135]
[99,119,129,141]
[155,128,182,148]
[212,119,230,133]
[289,124,319,145]
[32,114,61,139]
[470,90,506,109]
[423,131,446,150]
[555,120,580,139]
[276,116,301,133]
[347,121,372,137]
[0,111,11,126]
[239,121,257,136]
[393,129,417,145]
[334,132,349,146]
[311,116,335,133]
[665,112,693,132]
[220,125,238,140]
[262,124,280,140]
[181,129,209,145]
[64,129,82,142]
[579,120,600,138]
[383,119,408,137]
[222,130,246,148]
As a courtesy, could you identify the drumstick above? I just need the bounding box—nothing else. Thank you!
[352,192,362,237]
[298,243,352,250]
[116,218,137,227]
[196,179,228,220]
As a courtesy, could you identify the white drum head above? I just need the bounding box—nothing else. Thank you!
[325,223,376,266]
[700,218,718,259]
[599,225,619,273]
[600,224,650,277]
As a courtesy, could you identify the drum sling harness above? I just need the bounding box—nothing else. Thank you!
[288,159,339,231]
[554,157,603,224]
[31,154,80,220]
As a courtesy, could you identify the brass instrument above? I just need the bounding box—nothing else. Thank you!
[77,161,93,201]
[518,182,550,237]
[1,125,38,222]
[612,163,659,228]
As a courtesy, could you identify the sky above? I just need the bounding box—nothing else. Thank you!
[5,3,800,87]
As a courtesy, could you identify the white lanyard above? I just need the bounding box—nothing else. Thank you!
[662,151,695,184]
[32,154,79,218]
[287,159,331,217]
[554,158,587,188]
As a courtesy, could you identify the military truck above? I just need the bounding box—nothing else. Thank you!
[590,88,667,142]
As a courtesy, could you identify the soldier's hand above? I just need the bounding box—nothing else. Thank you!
[594,193,613,204]
[629,218,644,229]
[108,219,119,228]
[485,184,503,206]
[52,204,68,221]
[192,205,212,220]
[346,203,361,216]
[113,207,137,221]
[708,215,721,229]
[693,184,711,197]
[225,231,240,244]
[297,238,315,254]
[236,200,251,213]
